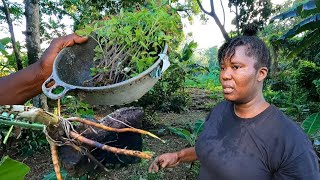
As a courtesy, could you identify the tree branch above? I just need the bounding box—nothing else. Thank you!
[196,0,230,41]
[219,0,225,26]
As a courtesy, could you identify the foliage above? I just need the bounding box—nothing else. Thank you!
[168,119,204,146]
[301,112,320,138]
[228,0,275,33]
[271,0,320,59]
[0,112,48,156]
[313,79,320,96]
[131,41,202,113]
[76,3,183,86]
[0,156,30,180]
[296,60,320,101]
[40,0,144,29]
[60,96,94,118]
[0,1,24,24]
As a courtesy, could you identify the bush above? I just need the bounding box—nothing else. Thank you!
[296,60,320,101]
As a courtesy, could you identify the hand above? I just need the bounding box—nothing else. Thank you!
[148,152,180,173]
[39,33,88,79]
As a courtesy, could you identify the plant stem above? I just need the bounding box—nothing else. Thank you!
[0,119,44,130]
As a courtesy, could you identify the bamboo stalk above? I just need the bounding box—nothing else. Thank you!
[50,143,63,180]
[69,131,152,159]
[0,119,44,130]
[67,117,163,142]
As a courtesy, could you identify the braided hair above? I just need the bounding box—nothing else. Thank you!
[218,25,271,70]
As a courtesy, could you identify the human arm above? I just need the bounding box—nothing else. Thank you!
[148,147,197,173]
[0,34,88,105]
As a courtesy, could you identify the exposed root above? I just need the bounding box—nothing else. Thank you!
[67,117,164,142]
[50,143,63,180]
[69,131,152,159]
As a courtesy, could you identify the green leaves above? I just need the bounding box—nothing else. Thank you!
[271,0,319,21]
[0,37,11,55]
[301,112,320,137]
[271,0,320,59]
[168,119,205,146]
[0,156,30,180]
[168,126,193,144]
[280,14,320,40]
[76,4,183,77]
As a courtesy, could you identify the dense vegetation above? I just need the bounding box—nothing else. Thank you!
[0,0,319,179]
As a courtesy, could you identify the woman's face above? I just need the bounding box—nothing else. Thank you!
[219,45,266,104]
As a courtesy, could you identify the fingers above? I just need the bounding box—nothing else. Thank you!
[50,33,88,51]
[148,157,160,173]
[38,33,88,78]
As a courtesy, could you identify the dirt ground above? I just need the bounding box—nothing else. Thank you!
[1,88,216,180]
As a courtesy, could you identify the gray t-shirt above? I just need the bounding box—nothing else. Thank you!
[195,101,319,180]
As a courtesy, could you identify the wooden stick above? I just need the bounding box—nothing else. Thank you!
[67,117,163,142]
[50,143,63,180]
[69,131,152,159]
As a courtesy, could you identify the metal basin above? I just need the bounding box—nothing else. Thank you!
[42,37,169,105]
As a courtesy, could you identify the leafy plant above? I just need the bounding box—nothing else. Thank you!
[131,41,201,113]
[0,156,30,180]
[168,119,204,146]
[271,0,320,59]
[301,112,320,138]
[60,96,94,118]
[76,3,183,86]
[313,79,320,96]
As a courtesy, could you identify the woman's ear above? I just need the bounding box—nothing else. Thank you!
[257,67,268,82]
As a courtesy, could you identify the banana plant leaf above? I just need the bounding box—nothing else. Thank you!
[286,30,320,59]
[280,13,320,39]
[0,156,30,180]
[271,0,319,21]
[168,127,193,144]
[301,112,320,136]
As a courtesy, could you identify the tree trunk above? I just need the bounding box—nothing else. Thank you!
[1,0,23,71]
[24,0,48,109]
[235,4,240,36]
[24,0,41,65]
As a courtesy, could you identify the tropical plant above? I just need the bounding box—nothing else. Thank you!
[301,112,320,138]
[271,0,320,59]
[168,119,205,146]
[0,105,163,179]
[301,112,320,158]
[0,156,30,180]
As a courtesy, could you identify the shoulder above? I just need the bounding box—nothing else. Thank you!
[266,105,307,138]
[206,100,231,121]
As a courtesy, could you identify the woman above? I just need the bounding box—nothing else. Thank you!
[148,34,319,179]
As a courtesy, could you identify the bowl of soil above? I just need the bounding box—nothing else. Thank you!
[42,37,169,105]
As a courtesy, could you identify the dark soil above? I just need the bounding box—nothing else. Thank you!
[0,88,216,180]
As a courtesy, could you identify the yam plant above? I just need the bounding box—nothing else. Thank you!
[0,105,163,179]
